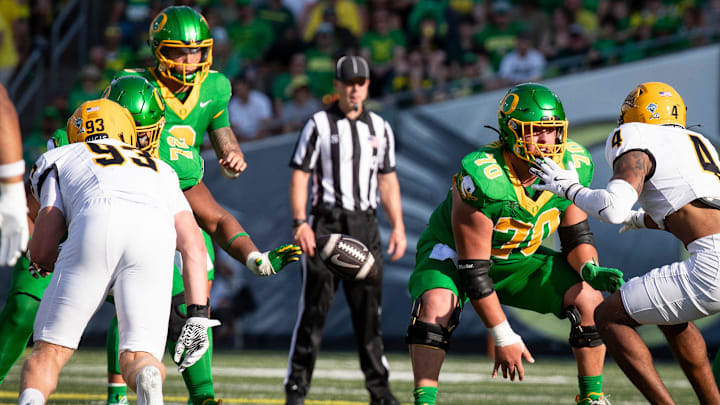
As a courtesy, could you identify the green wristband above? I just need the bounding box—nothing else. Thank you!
[226,232,249,250]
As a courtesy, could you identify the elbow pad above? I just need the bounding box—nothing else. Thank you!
[458,259,494,299]
[572,179,638,224]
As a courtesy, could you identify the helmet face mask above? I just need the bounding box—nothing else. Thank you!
[67,99,137,147]
[102,76,165,157]
[498,83,568,164]
[618,82,686,128]
[149,6,213,87]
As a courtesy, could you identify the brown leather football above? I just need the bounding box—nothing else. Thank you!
[316,234,376,280]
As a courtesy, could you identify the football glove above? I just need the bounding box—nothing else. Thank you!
[581,261,625,293]
[0,181,29,266]
[173,317,221,372]
[529,158,583,201]
[246,244,302,277]
[619,208,646,234]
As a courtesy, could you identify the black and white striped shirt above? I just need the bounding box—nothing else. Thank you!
[289,102,396,212]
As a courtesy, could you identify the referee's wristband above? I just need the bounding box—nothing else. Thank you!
[292,218,307,228]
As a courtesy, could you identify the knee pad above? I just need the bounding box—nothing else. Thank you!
[565,305,603,348]
[168,292,186,341]
[405,300,461,352]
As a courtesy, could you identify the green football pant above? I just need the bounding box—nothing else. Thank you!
[0,253,52,385]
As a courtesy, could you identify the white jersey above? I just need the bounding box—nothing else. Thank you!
[30,138,190,223]
[604,122,720,226]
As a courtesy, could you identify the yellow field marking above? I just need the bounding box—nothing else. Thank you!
[0,391,369,404]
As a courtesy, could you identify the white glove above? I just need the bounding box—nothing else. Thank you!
[246,251,275,277]
[530,158,583,201]
[0,181,28,266]
[619,208,646,234]
[173,317,221,372]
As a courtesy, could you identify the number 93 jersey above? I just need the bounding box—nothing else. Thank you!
[605,122,720,226]
[30,139,190,224]
[425,140,594,263]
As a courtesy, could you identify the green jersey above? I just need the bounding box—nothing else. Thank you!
[425,139,593,263]
[120,68,232,190]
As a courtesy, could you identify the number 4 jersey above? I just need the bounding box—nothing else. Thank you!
[424,139,593,264]
[30,139,190,224]
[605,122,720,227]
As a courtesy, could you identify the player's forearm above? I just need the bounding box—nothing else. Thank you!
[209,127,243,161]
[28,207,66,269]
[567,243,599,274]
[378,172,405,231]
[469,292,507,328]
[290,170,310,220]
[0,84,23,169]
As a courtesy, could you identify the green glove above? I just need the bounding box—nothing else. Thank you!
[581,261,625,293]
[246,244,302,276]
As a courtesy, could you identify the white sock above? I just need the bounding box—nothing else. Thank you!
[18,388,45,405]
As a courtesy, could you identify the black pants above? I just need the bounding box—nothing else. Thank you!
[285,208,392,400]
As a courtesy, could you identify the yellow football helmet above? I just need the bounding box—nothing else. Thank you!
[67,99,137,147]
[618,82,686,128]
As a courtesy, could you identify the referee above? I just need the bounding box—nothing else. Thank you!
[285,55,406,405]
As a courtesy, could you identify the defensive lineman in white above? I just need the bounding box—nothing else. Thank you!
[532,82,720,404]
[19,99,217,405]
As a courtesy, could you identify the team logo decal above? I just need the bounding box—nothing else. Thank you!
[151,13,167,33]
[646,103,660,120]
[500,93,520,115]
[74,118,85,134]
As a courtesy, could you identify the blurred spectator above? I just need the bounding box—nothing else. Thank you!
[103,25,135,80]
[0,0,30,85]
[517,0,551,49]
[302,0,364,43]
[228,74,273,141]
[563,0,598,39]
[23,105,60,167]
[555,23,591,73]
[474,0,526,70]
[361,8,406,97]
[135,45,155,69]
[407,0,448,42]
[446,0,482,19]
[0,10,17,86]
[587,15,620,67]
[271,52,307,111]
[227,0,274,63]
[280,75,321,133]
[68,65,103,112]
[211,27,243,80]
[498,31,546,84]
[321,7,358,52]
[305,23,340,101]
[257,0,296,45]
[213,0,239,27]
[448,17,477,65]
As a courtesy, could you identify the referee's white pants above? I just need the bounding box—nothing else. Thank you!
[33,199,176,361]
[622,233,720,325]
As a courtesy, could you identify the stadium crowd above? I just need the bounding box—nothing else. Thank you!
[14,0,720,162]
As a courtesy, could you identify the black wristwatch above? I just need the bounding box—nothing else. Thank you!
[292,218,308,228]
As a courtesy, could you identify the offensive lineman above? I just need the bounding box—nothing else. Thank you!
[407,83,621,405]
[19,99,214,405]
[533,81,720,404]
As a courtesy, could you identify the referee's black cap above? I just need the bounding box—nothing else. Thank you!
[335,56,370,82]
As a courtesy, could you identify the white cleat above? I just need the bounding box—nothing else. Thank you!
[136,366,163,405]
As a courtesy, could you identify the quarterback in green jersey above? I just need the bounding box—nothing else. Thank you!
[406,83,624,405]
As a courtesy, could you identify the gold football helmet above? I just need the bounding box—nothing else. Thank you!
[618,82,686,128]
[67,99,137,147]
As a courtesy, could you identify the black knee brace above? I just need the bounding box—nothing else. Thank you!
[405,300,461,352]
[565,305,603,348]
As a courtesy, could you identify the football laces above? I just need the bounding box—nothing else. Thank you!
[338,241,366,262]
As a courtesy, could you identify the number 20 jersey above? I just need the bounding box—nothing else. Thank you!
[30,139,190,224]
[424,139,594,264]
[605,122,720,226]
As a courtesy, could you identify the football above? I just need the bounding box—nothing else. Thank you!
[317,234,376,280]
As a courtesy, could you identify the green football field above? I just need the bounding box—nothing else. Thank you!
[0,348,699,404]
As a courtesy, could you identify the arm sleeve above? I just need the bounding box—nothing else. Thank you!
[378,120,396,174]
[38,169,64,215]
[289,118,319,172]
[572,178,639,224]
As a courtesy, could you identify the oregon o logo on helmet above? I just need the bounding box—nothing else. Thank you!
[500,93,520,114]
[151,13,167,33]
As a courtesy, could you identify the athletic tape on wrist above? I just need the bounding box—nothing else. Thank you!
[0,160,25,178]
[488,319,521,347]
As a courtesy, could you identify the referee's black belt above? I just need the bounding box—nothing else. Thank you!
[311,204,376,221]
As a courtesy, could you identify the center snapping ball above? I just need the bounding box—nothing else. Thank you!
[317,234,376,280]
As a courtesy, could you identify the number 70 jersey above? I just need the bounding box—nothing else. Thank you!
[30,139,189,224]
[605,122,720,226]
